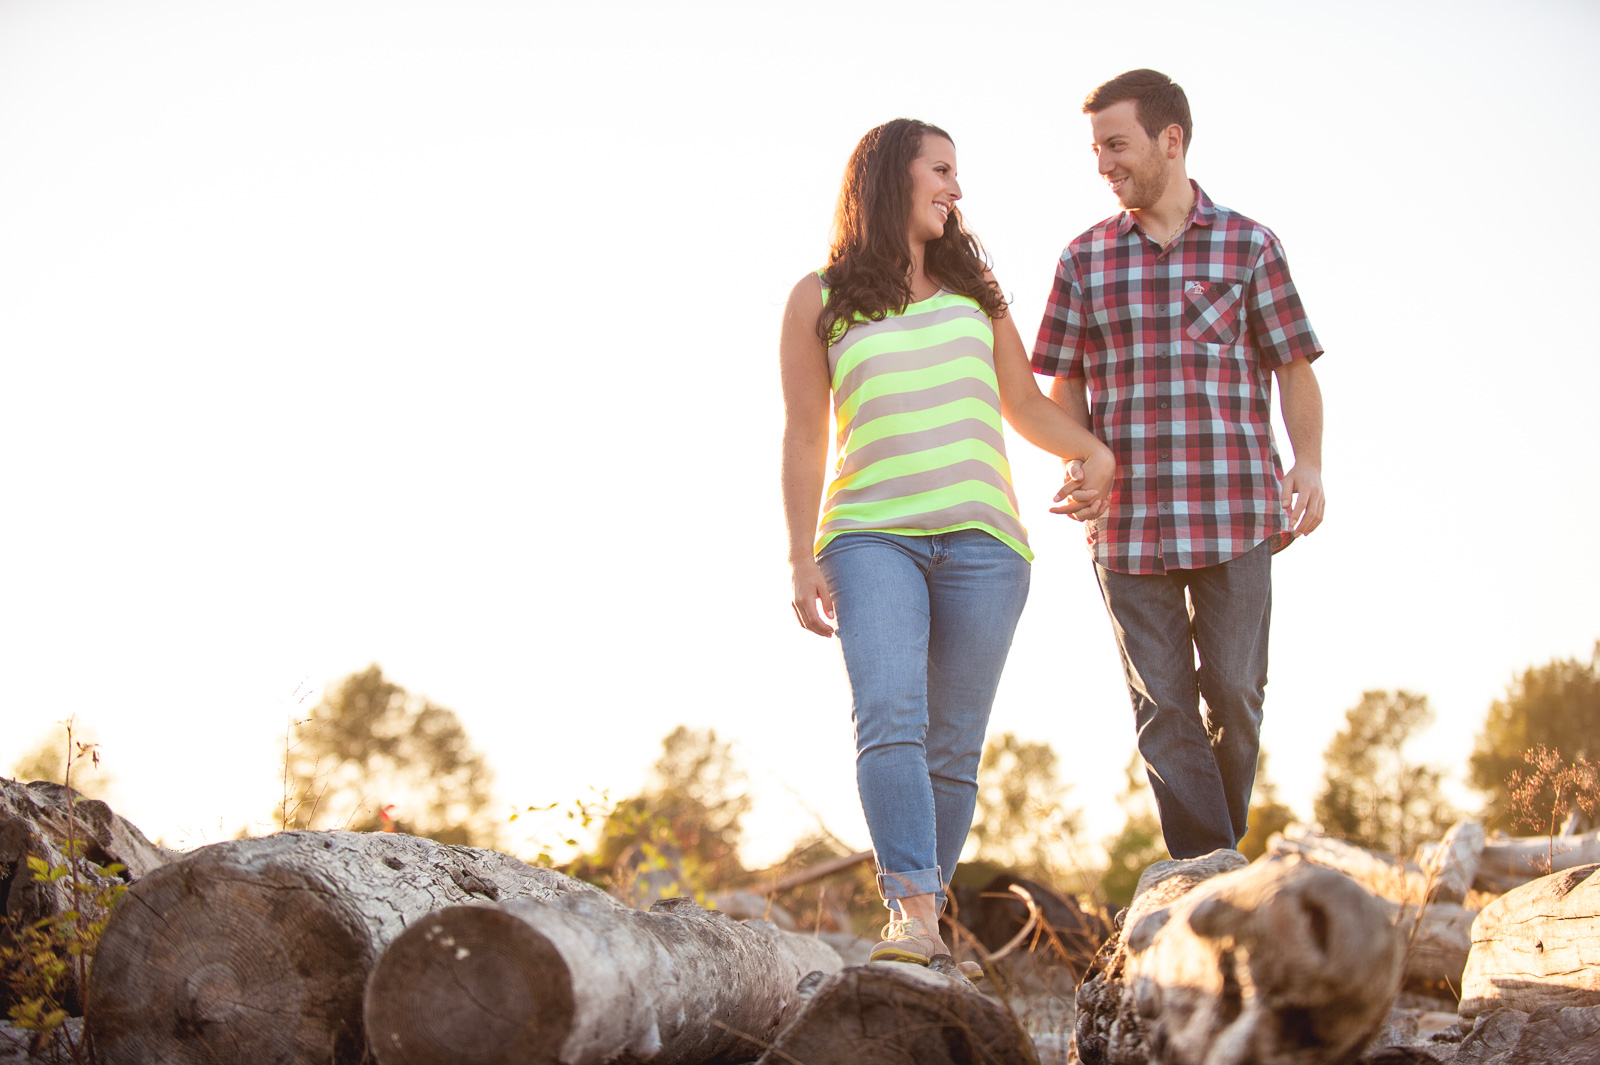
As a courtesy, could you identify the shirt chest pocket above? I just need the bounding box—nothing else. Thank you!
[1182,280,1246,345]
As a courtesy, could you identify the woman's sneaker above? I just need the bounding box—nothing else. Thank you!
[869,916,948,965]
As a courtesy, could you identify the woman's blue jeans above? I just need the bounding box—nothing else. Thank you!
[817,529,1030,913]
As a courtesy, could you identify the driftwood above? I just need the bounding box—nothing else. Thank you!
[1414,821,1487,904]
[1459,863,1600,1021]
[364,894,840,1065]
[1268,824,1435,904]
[753,961,1034,1065]
[1473,830,1600,895]
[1077,851,1406,1065]
[84,831,596,1065]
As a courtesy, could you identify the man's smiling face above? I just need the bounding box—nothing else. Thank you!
[1090,99,1173,211]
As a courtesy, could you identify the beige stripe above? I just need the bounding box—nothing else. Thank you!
[834,332,995,403]
[838,418,1007,474]
[827,459,1017,510]
[828,303,989,374]
[848,377,1000,430]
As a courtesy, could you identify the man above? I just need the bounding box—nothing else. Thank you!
[1032,69,1325,859]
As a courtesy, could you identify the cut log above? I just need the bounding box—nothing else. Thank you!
[753,961,1035,1065]
[1459,863,1600,1021]
[1414,820,1486,904]
[1078,851,1407,1065]
[84,830,596,1065]
[1268,823,1434,904]
[363,894,840,1065]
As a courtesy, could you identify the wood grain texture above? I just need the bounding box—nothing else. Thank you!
[84,830,593,1065]
[1459,863,1600,1021]
[364,893,841,1065]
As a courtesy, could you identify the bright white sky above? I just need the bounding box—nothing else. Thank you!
[3,0,1596,869]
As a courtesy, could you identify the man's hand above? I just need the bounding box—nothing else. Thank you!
[1281,463,1325,536]
[1049,453,1114,521]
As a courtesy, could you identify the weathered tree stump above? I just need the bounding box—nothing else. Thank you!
[1459,863,1600,1021]
[1077,851,1407,1065]
[84,830,595,1065]
[753,961,1035,1065]
[364,893,840,1065]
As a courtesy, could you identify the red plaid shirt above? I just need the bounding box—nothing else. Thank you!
[1032,183,1323,574]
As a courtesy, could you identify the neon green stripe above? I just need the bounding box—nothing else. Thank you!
[832,315,993,386]
[843,397,1002,452]
[837,356,997,425]
[828,439,1012,497]
[814,522,1033,562]
[822,480,1020,525]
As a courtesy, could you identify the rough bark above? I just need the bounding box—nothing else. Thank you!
[1078,851,1407,1065]
[0,778,174,926]
[84,830,595,1065]
[364,894,841,1065]
[1414,821,1487,904]
[753,961,1036,1065]
[1268,824,1434,904]
[1459,863,1600,1021]
[1450,1003,1600,1064]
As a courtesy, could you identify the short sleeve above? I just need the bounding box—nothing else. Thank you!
[1032,253,1088,378]
[1245,235,1323,369]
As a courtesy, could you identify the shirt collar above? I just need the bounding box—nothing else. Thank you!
[1115,179,1215,238]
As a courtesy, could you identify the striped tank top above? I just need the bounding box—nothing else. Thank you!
[815,275,1032,561]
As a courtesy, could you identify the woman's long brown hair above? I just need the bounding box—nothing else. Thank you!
[818,119,1007,344]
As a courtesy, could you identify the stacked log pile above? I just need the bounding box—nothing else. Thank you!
[6,780,1600,1064]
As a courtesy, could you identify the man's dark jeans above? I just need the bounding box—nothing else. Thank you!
[1094,540,1272,859]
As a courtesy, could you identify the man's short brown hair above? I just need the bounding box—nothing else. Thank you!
[1083,69,1192,155]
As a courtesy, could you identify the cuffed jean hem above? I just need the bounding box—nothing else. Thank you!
[876,867,943,901]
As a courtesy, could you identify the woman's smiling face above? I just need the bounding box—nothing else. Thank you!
[904,134,960,245]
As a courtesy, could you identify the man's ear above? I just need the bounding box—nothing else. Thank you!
[1164,124,1184,159]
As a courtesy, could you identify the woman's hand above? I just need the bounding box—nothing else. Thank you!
[790,557,836,637]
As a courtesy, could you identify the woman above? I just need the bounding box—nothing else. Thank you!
[779,118,1115,968]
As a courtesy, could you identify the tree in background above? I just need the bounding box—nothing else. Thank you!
[1099,753,1168,910]
[279,664,497,846]
[1314,689,1455,857]
[9,722,115,798]
[579,726,751,898]
[1237,749,1296,861]
[1469,643,1600,829]
[967,732,1085,887]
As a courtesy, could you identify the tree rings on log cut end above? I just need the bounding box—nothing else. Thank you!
[365,905,574,1065]
[86,861,369,1065]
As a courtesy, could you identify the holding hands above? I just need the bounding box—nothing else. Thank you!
[1050,452,1115,522]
